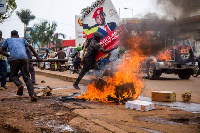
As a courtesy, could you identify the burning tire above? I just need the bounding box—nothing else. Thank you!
[147,63,162,80]
[178,71,191,79]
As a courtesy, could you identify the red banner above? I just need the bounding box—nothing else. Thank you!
[96,24,127,61]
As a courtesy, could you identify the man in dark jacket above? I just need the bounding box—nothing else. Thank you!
[73,32,118,90]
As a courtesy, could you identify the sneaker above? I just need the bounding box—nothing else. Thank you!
[30,95,37,102]
[17,85,24,96]
[73,84,80,90]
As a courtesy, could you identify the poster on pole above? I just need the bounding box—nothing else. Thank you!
[80,0,127,61]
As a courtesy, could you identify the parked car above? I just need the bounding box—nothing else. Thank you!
[143,38,195,79]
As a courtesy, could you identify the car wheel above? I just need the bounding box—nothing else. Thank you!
[178,72,191,79]
[147,63,162,80]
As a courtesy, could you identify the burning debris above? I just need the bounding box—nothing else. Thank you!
[37,86,53,97]
[77,35,145,103]
[181,91,192,102]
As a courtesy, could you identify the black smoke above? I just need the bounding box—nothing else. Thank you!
[157,0,200,18]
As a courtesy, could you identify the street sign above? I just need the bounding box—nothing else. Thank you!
[0,0,6,14]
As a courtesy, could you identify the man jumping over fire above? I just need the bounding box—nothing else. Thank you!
[73,32,118,90]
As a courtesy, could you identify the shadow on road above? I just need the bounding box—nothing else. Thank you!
[142,76,180,80]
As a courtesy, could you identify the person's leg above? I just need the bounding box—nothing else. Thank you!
[0,60,7,88]
[93,61,102,78]
[29,62,36,83]
[10,60,23,87]
[100,58,110,71]
[20,60,35,97]
[73,63,90,89]
[100,59,105,71]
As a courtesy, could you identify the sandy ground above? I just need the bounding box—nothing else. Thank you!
[0,74,199,133]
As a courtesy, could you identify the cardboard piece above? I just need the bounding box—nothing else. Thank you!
[125,100,156,111]
[152,91,176,102]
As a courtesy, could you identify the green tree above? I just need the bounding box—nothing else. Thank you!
[52,32,66,51]
[0,0,17,23]
[30,21,65,50]
[16,9,35,37]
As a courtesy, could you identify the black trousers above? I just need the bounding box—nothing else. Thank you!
[74,61,99,85]
[10,59,35,96]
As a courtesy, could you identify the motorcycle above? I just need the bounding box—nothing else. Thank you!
[57,62,66,72]
[69,57,82,74]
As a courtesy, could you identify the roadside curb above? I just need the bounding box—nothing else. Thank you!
[35,70,90,84]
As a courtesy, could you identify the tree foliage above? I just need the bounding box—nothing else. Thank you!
[30,21,65,49]
[16,9,35,26]
[0,0,17,23]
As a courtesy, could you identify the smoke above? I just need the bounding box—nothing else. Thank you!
[156,0,200,18]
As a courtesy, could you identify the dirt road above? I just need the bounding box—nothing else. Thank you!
[0,74,199,133]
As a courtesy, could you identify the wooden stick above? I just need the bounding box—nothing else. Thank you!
[28,59,68,62]
[81,38,88,61]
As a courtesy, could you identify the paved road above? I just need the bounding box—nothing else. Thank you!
[142,74,200,103]
[34,67,200,103]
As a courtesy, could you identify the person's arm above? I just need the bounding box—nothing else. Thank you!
[0,46,9,57]
[0,40,9,57]
[99,45,118,54]
[25,44,42,61]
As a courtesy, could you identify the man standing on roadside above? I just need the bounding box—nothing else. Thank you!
[55,47,66,70]
[0,30,41,102]
[55,47,66,59]
[0,30,7,90]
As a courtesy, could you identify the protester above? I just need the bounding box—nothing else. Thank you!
[19,39,38,85]
[0,30,7,90]
[73,32,118,90]
[0,30,41,102]
[55,47,66,70]
[55,47,66,59]
[72,51,81,74]
[44,48,49,59]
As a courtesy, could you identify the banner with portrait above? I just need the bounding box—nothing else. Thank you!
[80,0,127,61]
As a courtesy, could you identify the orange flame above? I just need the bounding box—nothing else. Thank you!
[156,49,172,62]
[78,36,146,103]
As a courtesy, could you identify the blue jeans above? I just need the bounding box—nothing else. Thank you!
[100,58,110,71]
[0,60,7,87]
